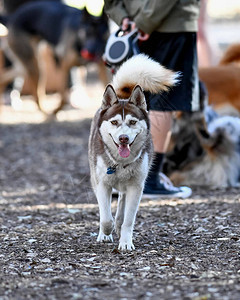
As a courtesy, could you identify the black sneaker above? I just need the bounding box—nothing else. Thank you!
[143,173,192,199]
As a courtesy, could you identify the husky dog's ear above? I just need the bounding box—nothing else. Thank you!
[129,85,147,111]
[101,84,118,109]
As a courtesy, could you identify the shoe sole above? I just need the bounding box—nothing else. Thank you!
[142,187,192,200]
[113,188,192,199]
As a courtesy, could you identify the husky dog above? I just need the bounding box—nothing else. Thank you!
[88,54,179,250]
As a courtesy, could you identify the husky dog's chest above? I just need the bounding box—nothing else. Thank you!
[95,153,149,189]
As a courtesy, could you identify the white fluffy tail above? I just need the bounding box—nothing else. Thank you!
[112,54,180,99]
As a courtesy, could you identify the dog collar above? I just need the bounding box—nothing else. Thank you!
[106,155,142,175]
[106,163,130,174]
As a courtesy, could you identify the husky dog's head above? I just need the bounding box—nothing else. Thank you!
[99,84,150,161]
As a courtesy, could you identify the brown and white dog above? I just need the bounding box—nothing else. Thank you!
[199,43,240,113]
[88,54,179,250]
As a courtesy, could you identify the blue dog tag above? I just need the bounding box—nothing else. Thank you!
[107,166,117,174]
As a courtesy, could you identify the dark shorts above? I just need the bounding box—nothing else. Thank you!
[140,32,199,112]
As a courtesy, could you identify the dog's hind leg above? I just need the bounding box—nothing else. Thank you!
[115,193,126,238]
[0,65,24,108]
[26,58,43,112]
[96,183,114,243]
[52,66,69,115]
[0,38,25,103]
[0,65,24,86]
[7,28,44,113]
[52,50,78,115]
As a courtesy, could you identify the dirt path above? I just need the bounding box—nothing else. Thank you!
[0,96,240,300]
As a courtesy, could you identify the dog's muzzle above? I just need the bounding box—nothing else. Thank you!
[118,134,130,158]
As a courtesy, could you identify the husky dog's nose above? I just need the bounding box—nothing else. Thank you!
[119,134,129,144]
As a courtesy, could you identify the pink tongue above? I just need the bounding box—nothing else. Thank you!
[118,144,130,158]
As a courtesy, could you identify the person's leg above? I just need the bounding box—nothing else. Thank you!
[140,32,198,198]
[147,111,172,182]
[150,111,172,153]
[143,111,171,186]
[143,110,192,198]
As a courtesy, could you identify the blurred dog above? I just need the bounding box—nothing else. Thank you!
[164,106,240,189]
[0,1,109,115]
[199,43,240,113]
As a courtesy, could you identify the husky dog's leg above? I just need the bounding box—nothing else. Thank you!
[96,183,114,243]
[115,193,126,238]
[118,186,143,251]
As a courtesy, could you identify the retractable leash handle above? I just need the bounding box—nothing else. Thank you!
[103,27,140,73]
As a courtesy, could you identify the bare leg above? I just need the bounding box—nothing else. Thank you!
[149,110,172,153]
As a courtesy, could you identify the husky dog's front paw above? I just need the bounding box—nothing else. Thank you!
[97,231,113,243]
[118,239,135,251]
[118,226,135,250]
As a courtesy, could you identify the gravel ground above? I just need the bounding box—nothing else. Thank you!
[0,97,240,300]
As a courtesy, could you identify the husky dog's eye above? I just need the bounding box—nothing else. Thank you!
[111,120,118,126]
[129,120,137,126]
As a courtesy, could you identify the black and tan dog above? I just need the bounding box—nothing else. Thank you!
[163,106,240,189]
[0,1,109,115]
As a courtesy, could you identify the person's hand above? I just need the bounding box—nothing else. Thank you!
[137,29,150,41]
[121,18,150,41]
[121,17,132,31]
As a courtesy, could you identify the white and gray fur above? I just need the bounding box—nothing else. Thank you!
[88,54,178,250]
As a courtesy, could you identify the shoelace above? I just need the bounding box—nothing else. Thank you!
[159,172,180,192]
